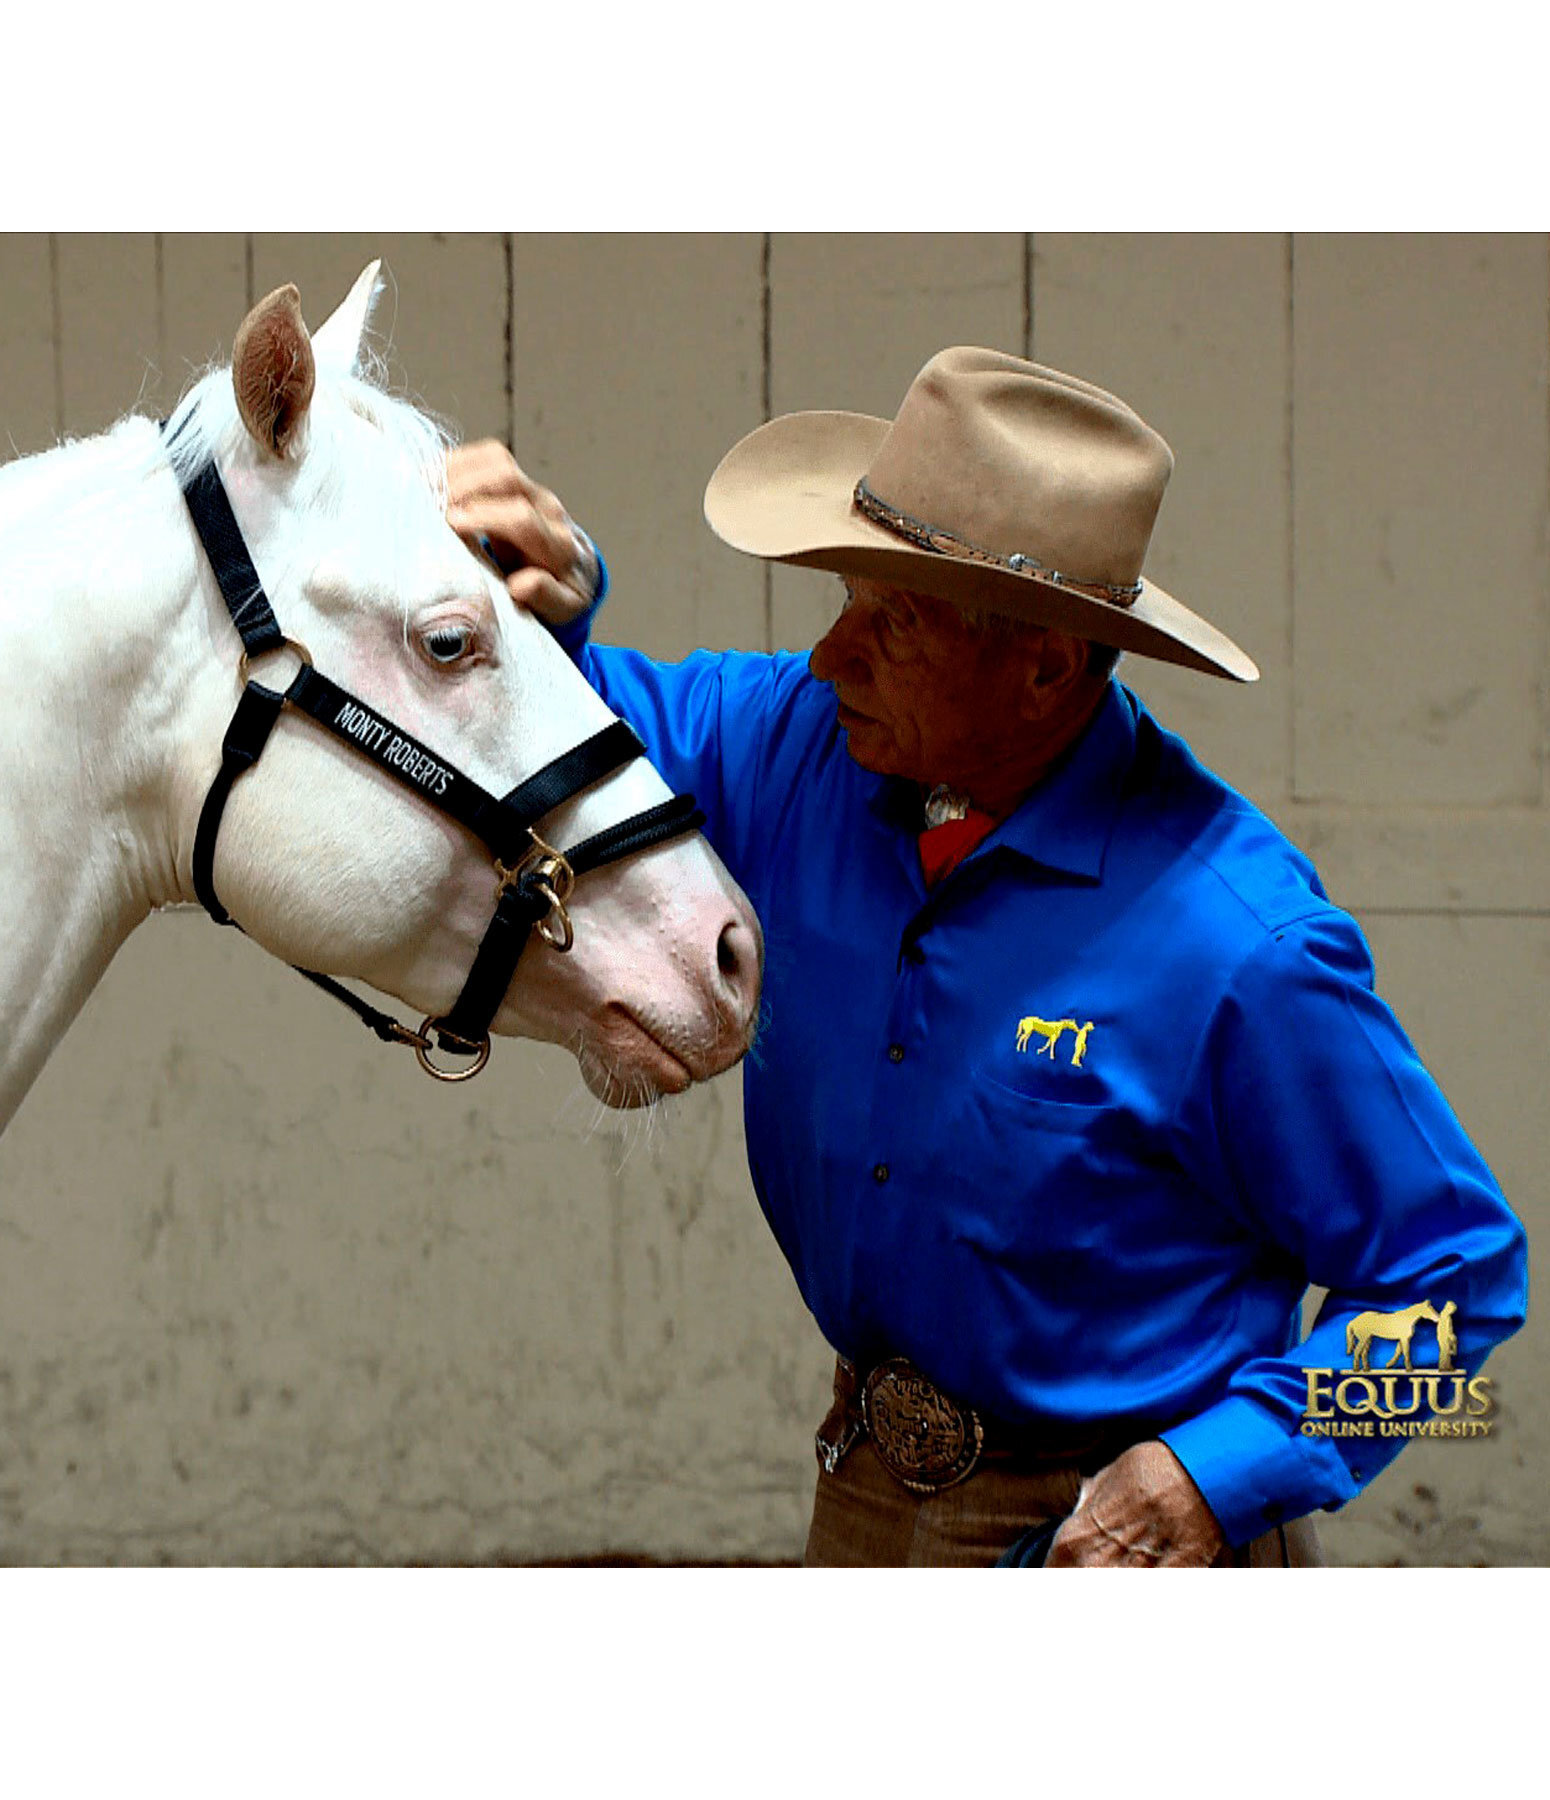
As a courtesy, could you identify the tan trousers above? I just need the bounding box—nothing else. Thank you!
[804,1368,1324,1568]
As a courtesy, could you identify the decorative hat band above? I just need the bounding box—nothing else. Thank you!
[852,478,1143,610]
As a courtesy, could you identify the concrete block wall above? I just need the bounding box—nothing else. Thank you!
[0,234,1541,1564]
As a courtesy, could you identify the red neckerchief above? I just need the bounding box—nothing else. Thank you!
[918,809,997,887]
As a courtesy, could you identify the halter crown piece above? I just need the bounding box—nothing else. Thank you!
[165,421,706,1082]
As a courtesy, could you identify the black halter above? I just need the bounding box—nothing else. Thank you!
[166,424,705,1081]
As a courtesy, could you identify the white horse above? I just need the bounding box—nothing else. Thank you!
[0,262,762,1132]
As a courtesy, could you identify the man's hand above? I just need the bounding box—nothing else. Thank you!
[1044,1440,1228,1567]
[446,440,598,629]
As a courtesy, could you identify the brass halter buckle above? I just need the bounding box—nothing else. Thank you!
[400,831,578,1083]
[494,831,577,953]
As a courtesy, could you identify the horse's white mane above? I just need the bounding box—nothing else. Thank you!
[164,338,456,512]
[0,333,456,571]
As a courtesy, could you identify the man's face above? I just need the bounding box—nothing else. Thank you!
[807,577,1038,787]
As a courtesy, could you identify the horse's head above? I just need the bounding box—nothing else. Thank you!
[167,264,761,1105]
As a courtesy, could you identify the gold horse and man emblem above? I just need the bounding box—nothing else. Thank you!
[1015,1015,1096,1066]
[1346,1299,1459,1372]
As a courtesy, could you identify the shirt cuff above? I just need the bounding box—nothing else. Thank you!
[570,524,609,607]
[1160,1391,1362,1549]
[549,531,609,658]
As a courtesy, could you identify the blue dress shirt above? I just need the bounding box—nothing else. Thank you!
[556,596,1528,1548]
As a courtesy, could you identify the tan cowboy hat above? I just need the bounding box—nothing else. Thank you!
[703,347,1258,683]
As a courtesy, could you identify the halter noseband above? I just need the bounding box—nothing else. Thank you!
[166,422,705,1082]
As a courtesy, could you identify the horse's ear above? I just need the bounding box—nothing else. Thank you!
[232,283,316,458]
[312,260,384,377]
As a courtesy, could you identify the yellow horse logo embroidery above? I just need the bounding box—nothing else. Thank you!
[1015,1017,1096,1066]
[1346,1299,1458,1371]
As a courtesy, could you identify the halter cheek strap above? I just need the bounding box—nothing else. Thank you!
[167,422,706,1081]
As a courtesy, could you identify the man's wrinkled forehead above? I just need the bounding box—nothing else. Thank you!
[840,574,956,621]
[839,573,1041,644]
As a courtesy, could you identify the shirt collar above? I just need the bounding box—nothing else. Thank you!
[862,680,1139,883]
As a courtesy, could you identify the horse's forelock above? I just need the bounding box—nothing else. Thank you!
[162,353,454,511]
[124,353,456,660]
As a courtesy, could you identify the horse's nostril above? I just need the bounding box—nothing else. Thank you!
[715,917,762,1023]
[718,924,740,979]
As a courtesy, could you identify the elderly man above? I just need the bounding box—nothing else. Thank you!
[448,349,1527,1567]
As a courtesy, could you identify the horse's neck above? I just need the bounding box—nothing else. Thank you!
[0,420,211,1129]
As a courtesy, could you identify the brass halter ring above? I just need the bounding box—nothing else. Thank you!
[530,882,574,952]
[238,635,313,685]
[408,1020,492,1083]
[495,831,577,954]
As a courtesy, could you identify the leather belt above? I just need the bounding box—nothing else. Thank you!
[817,1356,1149,1495]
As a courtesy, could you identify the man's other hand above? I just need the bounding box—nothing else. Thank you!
[1045,1440,1228,1567]
[446,441,598,629]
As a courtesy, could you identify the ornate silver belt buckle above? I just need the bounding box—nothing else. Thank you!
[862,1357,984,1494]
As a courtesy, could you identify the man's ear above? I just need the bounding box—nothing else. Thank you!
[1018,627,1090,720]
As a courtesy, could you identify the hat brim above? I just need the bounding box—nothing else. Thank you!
[703,410,1259,683]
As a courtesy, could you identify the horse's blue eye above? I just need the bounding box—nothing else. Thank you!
[423,626,472,665]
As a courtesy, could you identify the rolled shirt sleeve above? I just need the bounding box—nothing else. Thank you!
[1162,911,1529,1546]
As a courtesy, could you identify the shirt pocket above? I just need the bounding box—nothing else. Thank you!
[975,1070,1112,1136]
[944,1071,1116,1261]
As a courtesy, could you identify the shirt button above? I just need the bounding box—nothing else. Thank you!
[887,1044,905,1063]
[873,1163,890,1184]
